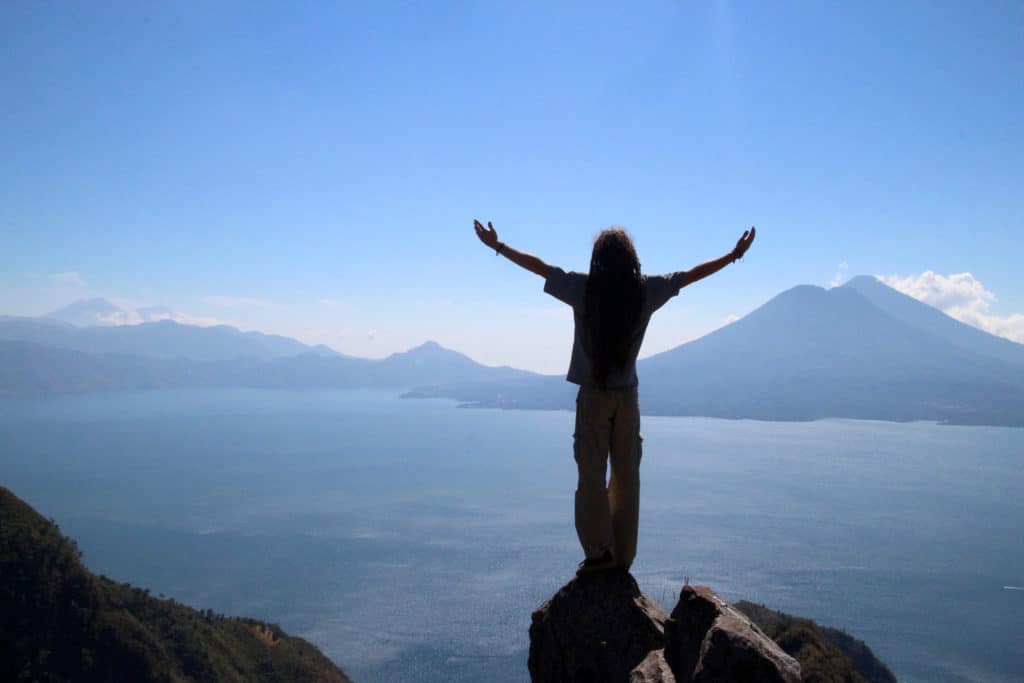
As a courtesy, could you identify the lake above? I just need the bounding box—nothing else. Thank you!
[1,388,1021,682]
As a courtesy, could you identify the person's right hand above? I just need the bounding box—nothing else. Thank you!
[474,219,499,250]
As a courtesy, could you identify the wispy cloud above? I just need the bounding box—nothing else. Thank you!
[878,271,1024,343]
[169,312,232,327]
[94,307,230,328]
[204,295,272,308]
[829,262,849,288]
[48,271,86,287]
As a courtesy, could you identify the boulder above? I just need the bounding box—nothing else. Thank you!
[529,574,801,683]
[665,585,801,683]
[529,570,669,682]
[629,649,675,683]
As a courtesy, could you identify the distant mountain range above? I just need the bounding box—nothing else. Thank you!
[3,279,1023,426]
[0,337,532,396]
[406,276,1024,426]
[3,298,338,361]
[45,297,128,326]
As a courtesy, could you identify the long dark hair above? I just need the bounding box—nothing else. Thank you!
[583,228,643,388]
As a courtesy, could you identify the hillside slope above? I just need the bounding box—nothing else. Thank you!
[735,600,897,683]
[0,487,351,683]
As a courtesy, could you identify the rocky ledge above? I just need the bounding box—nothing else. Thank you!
[529,570,800,683]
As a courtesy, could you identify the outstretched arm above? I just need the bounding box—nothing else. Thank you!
[474,219,552,278]
[675,226,756,289]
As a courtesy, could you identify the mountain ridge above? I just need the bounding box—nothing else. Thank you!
[842,275,1024,366]
[0,336,535,397]
[4,278,1023,425]
[0,314,340,362]
[408,277,1024,426]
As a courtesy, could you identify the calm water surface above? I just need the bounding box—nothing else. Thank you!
[1,389,1021,682]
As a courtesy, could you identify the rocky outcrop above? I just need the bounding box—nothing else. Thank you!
[529,572,800,683]
[667,585,801,683]
[529,570,669,682]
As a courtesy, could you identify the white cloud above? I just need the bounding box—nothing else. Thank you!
[48,271,86,286]
[94,308,230,327]
[723,313,740,325]
[96,310,143,325]
[204,295,272,308]
[829,262,849,288]
[878,271,1024,343]
[169,312,231,327]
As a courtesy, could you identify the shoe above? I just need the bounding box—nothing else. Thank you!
[576,550,616,575]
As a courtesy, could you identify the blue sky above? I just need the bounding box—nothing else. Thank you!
[2,1,1022,372]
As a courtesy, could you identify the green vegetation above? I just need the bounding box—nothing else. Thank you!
[735,600,897,683]
[0,487,351,683]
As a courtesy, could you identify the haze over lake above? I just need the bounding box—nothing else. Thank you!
[2,388,1022,683]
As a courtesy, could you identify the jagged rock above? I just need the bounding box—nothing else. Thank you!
[629,649,674,682]
[529,570,669,682]
[665,585,801,683]
[529,575,801,683]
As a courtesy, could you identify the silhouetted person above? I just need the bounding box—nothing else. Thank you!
[474,220,755,572]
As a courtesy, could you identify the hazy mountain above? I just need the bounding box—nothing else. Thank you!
[0,339,535,397]
[45,298,186,327]
[376,340,528,384]
[405,278,1024,426]
[45,298,125,326]
[0,315,338,361]
[637,283,1024,422]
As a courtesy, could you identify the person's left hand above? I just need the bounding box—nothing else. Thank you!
[474,219,499,249]
[732,226,756,261]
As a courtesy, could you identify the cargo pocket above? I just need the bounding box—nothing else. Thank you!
[572,388,583,464]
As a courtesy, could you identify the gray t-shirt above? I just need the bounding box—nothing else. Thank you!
[544,267,683,388]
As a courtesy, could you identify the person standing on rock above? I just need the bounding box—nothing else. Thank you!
[474,220,755,573]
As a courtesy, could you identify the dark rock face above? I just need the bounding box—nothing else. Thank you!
[529,575,800,683]
[529,570,669,683]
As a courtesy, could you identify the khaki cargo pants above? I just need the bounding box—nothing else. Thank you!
[573,385,642,569]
